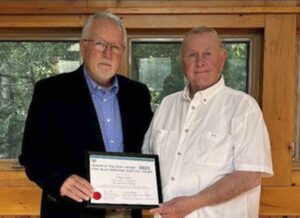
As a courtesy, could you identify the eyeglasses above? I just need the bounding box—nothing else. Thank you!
[184,51,213,62]
[84,39,125,55]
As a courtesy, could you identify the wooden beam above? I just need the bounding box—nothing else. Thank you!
[122,14,264,29]
[0,15,87,28]
[0,187,41,215]
[110,7,300,15]
[260,187,300,215]
[262,14,297,186]
[292,171,300,186]
[0,172,36,187]
[0,14,264,28]
[1,186,300,216]
[1,6,300,15]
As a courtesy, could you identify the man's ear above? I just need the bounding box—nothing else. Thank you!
[221,49,227,67]
[79,39,86,59]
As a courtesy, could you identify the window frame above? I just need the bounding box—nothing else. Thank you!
[293,35,300,166]
[0,31,262,172]
[128,33,262,103]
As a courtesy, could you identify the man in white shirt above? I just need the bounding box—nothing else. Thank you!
[142,26,273,218]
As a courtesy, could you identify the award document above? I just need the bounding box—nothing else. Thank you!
[86,151,163,209]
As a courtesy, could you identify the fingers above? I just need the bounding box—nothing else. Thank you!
[149,207,162,214]
[60,174,94,202]
[149,202,179,218]
[150,205,170,215]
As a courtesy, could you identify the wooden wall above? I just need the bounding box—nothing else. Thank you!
[1,0,300,217]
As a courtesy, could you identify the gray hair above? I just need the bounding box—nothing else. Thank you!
[81,12,127,45]
[181,26,224,52]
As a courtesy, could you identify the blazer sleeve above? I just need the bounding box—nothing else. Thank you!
[140,84,153,136]
[19,81,71,199]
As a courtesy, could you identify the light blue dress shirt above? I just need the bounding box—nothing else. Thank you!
[84,68,124,152]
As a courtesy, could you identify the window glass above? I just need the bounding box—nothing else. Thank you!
[131,41,184,109]
[223,41,249,92]
[0,41,81,159]
[130,39,249,110]
[0,39,250,159]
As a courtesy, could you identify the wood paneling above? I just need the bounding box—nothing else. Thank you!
[261,187,300,215]
[262,14,297,186]
[2,184,300,216]
[0,14,264,29]
[89,0,267,8]
[0,7,300,15]
[292,171,300,186]
[0,0,300,15]
[0,0,300,217]
[265,0,297,7]
[0,171,35,187]
[0,0,87,10]
[0,187,41,215]
[122,14,264,29]
[0,216,39,218]
[0,15,87,28]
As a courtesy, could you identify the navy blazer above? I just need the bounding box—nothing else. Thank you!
[19,65,153,218]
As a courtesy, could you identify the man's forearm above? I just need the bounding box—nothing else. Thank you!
[191,171,262,209]
[149,171,262,218]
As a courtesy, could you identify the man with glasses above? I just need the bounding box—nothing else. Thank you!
[19,12,153,218]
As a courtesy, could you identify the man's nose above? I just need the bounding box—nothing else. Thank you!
[196,56,205,67]
[102,45,112,59]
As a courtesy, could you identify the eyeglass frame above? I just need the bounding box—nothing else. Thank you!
[84,39,126,55]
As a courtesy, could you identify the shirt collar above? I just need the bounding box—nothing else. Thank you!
[83,66,119,95]
[182,76,225,104]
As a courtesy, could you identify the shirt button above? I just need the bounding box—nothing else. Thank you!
[110,140,114,144]
[184,129,189,133]
[107,118,111,122]
[103,98,107,102]
[203,99,207,102]
[177,152,181,156]
[191,106,195,110]
[171,177,175,181]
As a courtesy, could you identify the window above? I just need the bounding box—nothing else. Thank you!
[0,41,81,159]
[222,39,250,93]
[0,35,258,161]
[130,37,251,110]
[130,39,184,109]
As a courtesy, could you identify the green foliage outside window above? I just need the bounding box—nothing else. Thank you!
[131,41,185,107]
[223,42,248,92]
[0,39,249,159]
[0,42,80,158]
[131,40,249,110]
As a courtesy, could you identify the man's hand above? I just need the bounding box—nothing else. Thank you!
[60,174,94,202]
[149,171,262,218]
[150,196,196,218]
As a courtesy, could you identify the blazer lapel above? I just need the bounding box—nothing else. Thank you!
[117,75,129,152]
[74,66,105,151]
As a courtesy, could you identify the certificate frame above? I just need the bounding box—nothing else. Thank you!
[86,151,163,209]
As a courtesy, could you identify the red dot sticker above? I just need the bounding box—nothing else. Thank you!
[93,192,102,200]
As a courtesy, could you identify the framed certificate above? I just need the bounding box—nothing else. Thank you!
[86,151,163,209]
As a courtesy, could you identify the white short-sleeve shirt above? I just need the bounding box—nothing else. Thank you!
[142,77,273,218]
